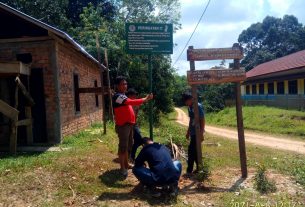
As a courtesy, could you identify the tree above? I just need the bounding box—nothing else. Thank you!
[238,15,305,71]
[67,0,116,26]
[1,0,71,30]
[72,0,181,122]
[172,75,189,106]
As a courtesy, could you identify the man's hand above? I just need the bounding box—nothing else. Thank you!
[143,93,153,103]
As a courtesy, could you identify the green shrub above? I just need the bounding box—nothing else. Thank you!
[254,163,277,194]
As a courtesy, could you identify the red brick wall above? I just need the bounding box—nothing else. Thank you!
[0,38,103,143]
[0,39,58,142]
[56,42,103,138]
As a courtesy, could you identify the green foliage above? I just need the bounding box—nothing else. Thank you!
[172,75,189,106]
[206,106,305,137]
[254,163,277,194]
[3,0,180,118]
[199,83,235,113]
[71,1,181,117]
[291,159,305,186]
[238,15,305,71]
[1,0,72,30]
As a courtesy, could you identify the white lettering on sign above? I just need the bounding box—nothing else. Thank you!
[187,47,243,61]
[187,69,246,85]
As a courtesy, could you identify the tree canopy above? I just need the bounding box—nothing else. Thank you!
[1,0,181,121]
[238,15,305,71]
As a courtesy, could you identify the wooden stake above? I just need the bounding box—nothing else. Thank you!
[189,46,203,170]
[10,83,19,154]
[96,34,107,134]
[25,107,33,145]
[104,49,114,121]
[233,48,248,178]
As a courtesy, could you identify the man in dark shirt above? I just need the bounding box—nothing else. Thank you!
[133,138,182,196]
[182,93,205,174]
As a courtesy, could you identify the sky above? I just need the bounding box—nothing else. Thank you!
[172,0,305,75]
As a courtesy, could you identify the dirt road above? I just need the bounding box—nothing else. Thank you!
[175,107,305,154]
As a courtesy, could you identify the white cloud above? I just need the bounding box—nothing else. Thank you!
[267,0,293,16]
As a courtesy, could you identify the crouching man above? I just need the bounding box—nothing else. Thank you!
[132,138,182,197]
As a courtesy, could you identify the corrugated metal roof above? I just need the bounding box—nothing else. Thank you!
[246,50,305,78]
[0,2,105,69]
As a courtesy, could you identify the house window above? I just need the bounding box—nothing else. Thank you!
[73,74,80,112]
[259,84,264,95]
[246,85,250,95]
[288,80,298,94]
[94,80,99,107]
[277,81,284,94]
[252,84,257,95]
[268,82,274,94]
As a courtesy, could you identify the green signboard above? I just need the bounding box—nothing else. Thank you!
[125,23,173,54]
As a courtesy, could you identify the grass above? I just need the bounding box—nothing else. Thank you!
[0,110,304,206]
[204,105,305,138]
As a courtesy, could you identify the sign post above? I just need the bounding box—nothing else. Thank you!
[126,23,173,139]
[187,43,248,178]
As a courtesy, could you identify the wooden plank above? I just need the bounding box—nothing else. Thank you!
[0,62,30,75]
[77,87,109,95]
[0,99,19,121]
[17,118,32,126]
[78,87,102,94]
[15,77,35,106]
[187,69,246,85]
[25,107,33,144]
[187,46,243,61]
[10,85,19,154]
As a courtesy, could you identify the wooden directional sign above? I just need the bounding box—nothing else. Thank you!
[187,46,243,61]
[125,23,173,54]
[187,69,246,85]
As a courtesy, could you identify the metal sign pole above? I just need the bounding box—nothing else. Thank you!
[148,54,153,140]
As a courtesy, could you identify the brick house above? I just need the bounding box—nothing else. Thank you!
[0,3,105,150]
[242,50,305,110]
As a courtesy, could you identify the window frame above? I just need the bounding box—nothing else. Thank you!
[277,81,285,95]
[288,80,298,95]
[268,82,274,94]
[252,84,257,95]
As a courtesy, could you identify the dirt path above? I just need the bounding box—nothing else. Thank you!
[175,107,305,155]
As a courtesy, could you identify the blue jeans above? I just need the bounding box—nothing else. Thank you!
[130,125,143,161]
[133,160,182,187]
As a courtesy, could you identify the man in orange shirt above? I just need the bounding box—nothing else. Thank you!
[113,76,153,177]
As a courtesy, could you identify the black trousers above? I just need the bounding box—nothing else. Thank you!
[130,125,143,161]
[187,135,198,173]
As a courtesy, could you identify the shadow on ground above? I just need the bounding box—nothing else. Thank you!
[98,183,179,206]
[99,169,133,188]
[98,174,247,206]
